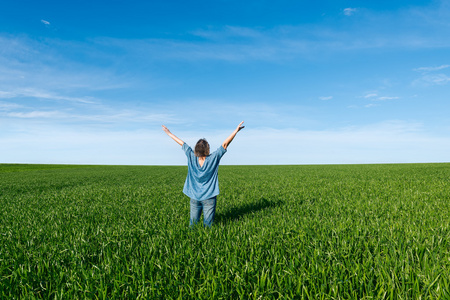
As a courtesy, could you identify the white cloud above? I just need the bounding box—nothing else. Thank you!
[3,3,450,71]
[414,65,450,72]
[413,74,450,86]
[33,89,95,104]
[0,101,23,110]
[0,87,97,104]
[343,8,357,16]
[364,93,378,98]
[0,35,133,100]
[319,96,333,100]
[427,74,450,84]
[412,64,450,86]
[0,91,16,98]
[362,93,399,102]
[91,4,450,63]
[5,111,65,118]
[377,96,399,101]
[1,100,180,125]
[41,20,50,25]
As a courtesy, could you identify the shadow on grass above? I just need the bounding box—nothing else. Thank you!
[215,198,283,224]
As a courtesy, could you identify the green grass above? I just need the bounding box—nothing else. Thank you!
[1,163,449,299]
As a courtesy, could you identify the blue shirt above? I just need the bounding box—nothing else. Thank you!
[182,143,227,200]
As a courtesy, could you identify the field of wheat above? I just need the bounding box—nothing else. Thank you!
[0,163,449,299]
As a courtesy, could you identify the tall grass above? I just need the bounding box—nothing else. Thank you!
[0,163,449,299]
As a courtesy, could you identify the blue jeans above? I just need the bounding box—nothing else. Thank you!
[190,197,217,227]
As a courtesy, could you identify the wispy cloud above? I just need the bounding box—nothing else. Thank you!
[363,93,399,101]
[1,97,180,126]
[0,35,133,94]
[377,96,399,101]
[90,1,450,63]
[412,64,450,86]
[364,93,378,98]
[343,8,357,16]
[420,74,450,85]
[3,1,450,70]
[365,103,377,108]
[41,19,51,26]
[0,88,96,104]
[414,64,449,72]
[5,110,65,119]
[0,91,16,99]
[0,101,23,110]
[319,96,333,100]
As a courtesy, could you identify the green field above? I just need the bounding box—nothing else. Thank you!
[1,163,449,299]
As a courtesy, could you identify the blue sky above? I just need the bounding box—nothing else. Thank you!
[1,0,449,165]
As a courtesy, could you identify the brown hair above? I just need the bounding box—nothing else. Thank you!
[194,139,210,157]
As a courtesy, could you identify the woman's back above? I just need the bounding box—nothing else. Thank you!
[182,143,227,201]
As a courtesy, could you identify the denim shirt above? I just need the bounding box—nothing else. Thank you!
[182,143,227,201]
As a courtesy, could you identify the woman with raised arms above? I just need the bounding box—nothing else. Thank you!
[162,122,245,227]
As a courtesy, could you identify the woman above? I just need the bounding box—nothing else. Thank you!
[162,122,245,227]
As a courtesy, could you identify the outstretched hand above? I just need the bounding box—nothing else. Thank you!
[162,125,170,133]
[222,121,245,150]
[162,125,184,146]
[236,121,245,132]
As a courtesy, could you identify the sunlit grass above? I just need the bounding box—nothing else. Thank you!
[1,163,449,299]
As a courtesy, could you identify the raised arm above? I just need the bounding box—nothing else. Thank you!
[222,121,245,150]
[162,125,184,146]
